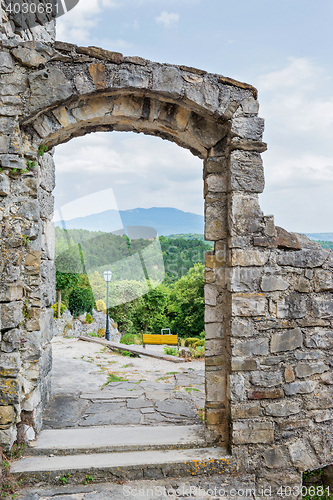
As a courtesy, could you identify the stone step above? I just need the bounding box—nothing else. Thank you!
[25,424,208,456]
[12,447,235,487]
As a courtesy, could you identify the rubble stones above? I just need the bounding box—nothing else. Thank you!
[270,328,302,353]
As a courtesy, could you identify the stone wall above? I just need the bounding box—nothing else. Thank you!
[0,37,332,492]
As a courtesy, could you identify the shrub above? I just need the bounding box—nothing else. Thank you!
[184,337,201,347]
[190,345,205,358]
[85,313,93,324]
[97,327,105,337]
[163,346,178,356]
[68,287,95,317]
[51,302,66,318]
[120,333,136,345]
[96,299,106,312]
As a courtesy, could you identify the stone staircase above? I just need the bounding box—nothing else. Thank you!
[12,424,235,486]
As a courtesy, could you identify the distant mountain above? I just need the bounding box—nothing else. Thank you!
[306,233,333,242]
[54,207,204,236]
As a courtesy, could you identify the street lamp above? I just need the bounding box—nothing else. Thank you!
[103,269,113,341]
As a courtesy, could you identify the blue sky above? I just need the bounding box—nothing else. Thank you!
[54,0,333,233]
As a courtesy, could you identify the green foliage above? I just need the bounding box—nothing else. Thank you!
[55,249,81,292]
[59,473,71,485]
[96,299,106,312]
[85,313,93,324]
[51,302,66,318]
[120,333,136,345]
[163,346,178,356]
[84,475,94,485]
[103,373,126,386]
[184,337,201,347]
[38,144,48,156]
[68,287,95,317]
[26,160,36,171]
[316,240,333,251]
[190,345,205,358]
[97,327,106,337]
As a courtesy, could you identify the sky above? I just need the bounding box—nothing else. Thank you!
[54,0,333,233]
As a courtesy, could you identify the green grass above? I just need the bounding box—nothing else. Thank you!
[102,373,126,387]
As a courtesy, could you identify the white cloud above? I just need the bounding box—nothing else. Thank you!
[155,11,179,27]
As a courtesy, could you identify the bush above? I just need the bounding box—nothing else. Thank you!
[163,346,178,356]
[96,299,106,312]
[85,313,93,324]
[184,337,201,347]
[68,287,95,317]
[51,302,66,318]
[120,333,136,345]
[190,345,205,358]
[97,327,105,337]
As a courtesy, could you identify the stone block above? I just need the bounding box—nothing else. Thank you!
[205,339,224,357]
[152,66,183,99]
[261,275,289,292]
[204,200,227,240]
[233,420,274,445]
[231,116,264,141]
[314,270,333,292]
[304,389,333,410]
[41,220,55,260]
[0,284,23,302]
[38,188,54,219]
[25,250,41,270]
[284,366,295,383]
[12,47,47,67]
[40,260,56,307]
[204,173,227,194]
[231,318,254,337]
[39,153,55,193]
[312,297,333,318]
[232,293,266,316]
[231,249,269,266]
[0,154,25,169]
[275,227,301,250]
[205,370,226,402]
[0,405,14,426]
[231,357,258,371]
[228,267,262,292]
[321,372,333,384]
[22,388,41,412]
[295,362,328,378]
[228,192,263,236]
[205,252,226,268]
[28,68,73,112]
[114,67,150,90]
[205,408,225,426]
[0,301,23,330]
[277,249,329,268]
[230,373,245,401]
[229,150,264,193]
[204,157,227,175]
[0,52,14,73]
[251,371,283,387]
[284,381,316,395]
[231,402,261,419]
[295,277,310,293]
[277,293,307,319]
[204,305,223,323]
[248,388,283,399]
[17,200,40,222]
[263,446,287,469]
[0,173,10,196]
[112,95,144,119]
[233,337,269,356]
[205,323,223,340]
[0,426,17,453]
[0,352,20,378]
[271,328,302,353]
[204,285,218,306]
[1,328,20,353]
[288,440,319,471]
[40,308,54,346]
[77,45,123,63]
[88,62,106,90]
[265,400,300,417]
[311,410,333,422]
[0,378,20,404]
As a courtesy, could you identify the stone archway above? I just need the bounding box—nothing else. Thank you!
[0,38,333,492]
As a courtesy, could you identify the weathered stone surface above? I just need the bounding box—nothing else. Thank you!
[233,337,269,356]
[311,409,333,422]
[229,150,264,193]
[231,249,269,266]
[295,277,310,293]
[228,267,262,292]
[231,357,258,371]
[232,293,266,316]
[288,440,319,471]
[0,405,14,426]
[270,328,302,353]
[76,46,123,63]
[1,328,20,353]
[284,381,316,395]
[314,269,333,292]
[228,192,263,236]
[277,293,306,319]
[0,173,10,196]
[265,400,300,417]
[88,62,106,90]
[263,446,287,469]
[304,389,333,410]
[0,154,25,169]
[0,378,20,404]
[17,200,40,221]
[12,47,47,67]
[295,362,328,378]
[152,66,183,99]
[248,388,284,399]
[231,318,254,337]
[231,402,261,419]
[38,188,54,219]
[28,68,73,111]
[231,116,264,141]
[312,297,333,318]
[205,173,227,193]
[230,374,245,401]
[233,421,274,444]
[0,301,23,330]
[284,366,295,383]
[205,323,223,340]
[251,371,283,387]
[277,248,329,268]
[275,226,301,250]
[321,372,333,384]
[261,275,289,292]
[0,52,14,73]
[0,284,23,302]
[0,353,20,378]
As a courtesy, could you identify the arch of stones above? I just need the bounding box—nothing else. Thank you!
[0,22,333,492]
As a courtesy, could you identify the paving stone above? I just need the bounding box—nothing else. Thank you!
[79,408,141,426]
[156,400,197,418]
[127,399,154,409]
[43,395,90,429]
[84,402,126,414]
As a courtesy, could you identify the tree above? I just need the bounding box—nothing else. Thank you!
[134,284,168,333]
[68,287,95,317]
[55,249,81,317]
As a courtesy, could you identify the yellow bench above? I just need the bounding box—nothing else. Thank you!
[142,332,179,349]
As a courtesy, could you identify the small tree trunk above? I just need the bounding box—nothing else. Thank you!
[57,290,61,318]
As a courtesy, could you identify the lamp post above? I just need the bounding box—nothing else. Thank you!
[103,269,113,341]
